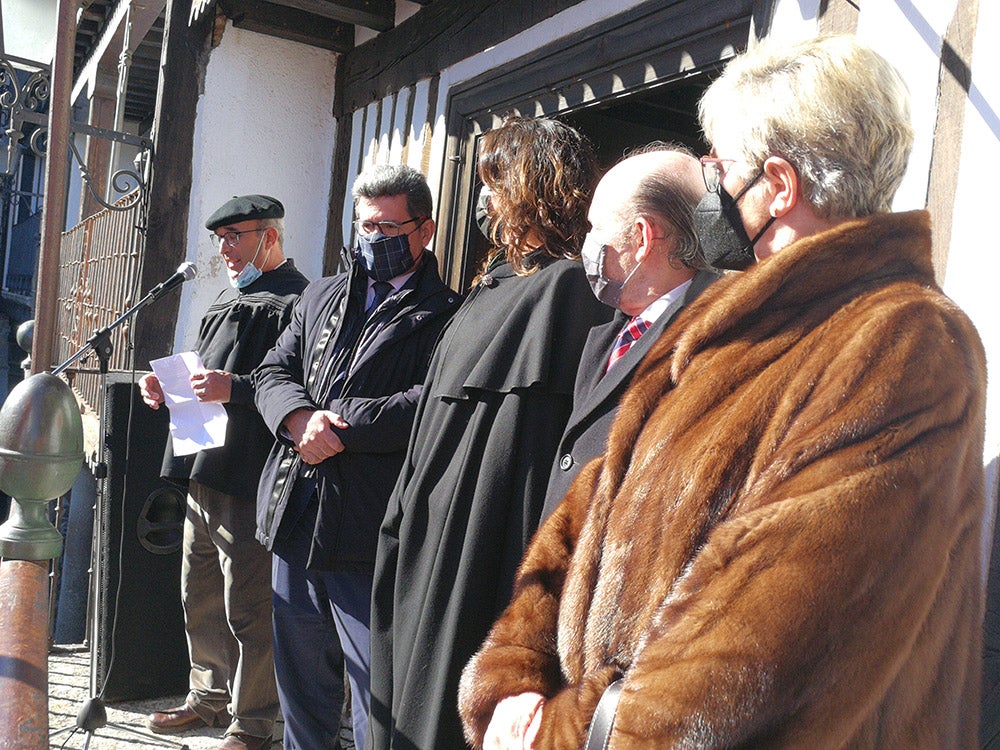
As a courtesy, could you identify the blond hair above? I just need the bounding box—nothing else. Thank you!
[699,35,914,218]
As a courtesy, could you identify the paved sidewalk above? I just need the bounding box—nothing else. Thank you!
[48,646,284,750]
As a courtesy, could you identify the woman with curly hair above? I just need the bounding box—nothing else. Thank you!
[368,115,613,750]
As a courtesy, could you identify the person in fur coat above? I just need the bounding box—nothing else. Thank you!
[458,35,988,749]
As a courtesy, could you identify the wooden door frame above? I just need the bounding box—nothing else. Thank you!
[436,0,773,290]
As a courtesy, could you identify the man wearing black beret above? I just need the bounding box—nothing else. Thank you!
[139,194,309,750]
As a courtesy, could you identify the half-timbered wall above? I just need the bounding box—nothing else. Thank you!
[332,0,765,290]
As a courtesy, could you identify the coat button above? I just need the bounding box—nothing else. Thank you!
[559,454,573,471]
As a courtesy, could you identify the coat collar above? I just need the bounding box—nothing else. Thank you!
[668,210,935,379]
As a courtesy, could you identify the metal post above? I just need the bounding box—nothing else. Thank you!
[31,0,77,375]
[9,7,81,743]
[0,373,84,749]
[0,559,50,750]
[106,3,132,204]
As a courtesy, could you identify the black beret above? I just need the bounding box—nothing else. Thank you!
[205,194,284,230]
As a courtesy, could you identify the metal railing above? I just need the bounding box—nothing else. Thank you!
[55,193,146,410]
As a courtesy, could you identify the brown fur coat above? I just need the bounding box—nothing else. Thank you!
[459,211,988,748]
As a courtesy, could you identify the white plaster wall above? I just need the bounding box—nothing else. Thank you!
[858,1,959,212]
[765,0,820,42]
[173,23,337,354]
[2,0,57,63]
[940,1,1000,507]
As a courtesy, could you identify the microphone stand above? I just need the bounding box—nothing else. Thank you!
[51,287,187,749]
[52,278,184,379]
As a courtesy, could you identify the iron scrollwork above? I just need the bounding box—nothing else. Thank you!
[67,132,150,213]
[1,54,151,213]
[1,59,50,175]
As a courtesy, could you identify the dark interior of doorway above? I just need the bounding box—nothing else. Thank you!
[559,72,711,171]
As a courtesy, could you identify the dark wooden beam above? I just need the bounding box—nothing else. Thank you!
[926,0,978,282]
[324,63,352,276]
[336,0,586,116]
[219,0,355,52]
[818,0,859,34]
[134,0,214,368]
[268,0,394,31]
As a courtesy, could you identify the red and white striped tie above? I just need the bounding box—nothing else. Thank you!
[606,315,649,372]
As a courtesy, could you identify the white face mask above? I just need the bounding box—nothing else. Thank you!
[230,232,269,289]
[580,233,642,310]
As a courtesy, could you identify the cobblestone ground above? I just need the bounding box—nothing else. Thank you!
[47,646,284,750]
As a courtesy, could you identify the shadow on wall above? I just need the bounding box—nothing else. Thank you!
[981,452,1000,748]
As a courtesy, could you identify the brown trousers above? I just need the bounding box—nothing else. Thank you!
[181,480,278,738]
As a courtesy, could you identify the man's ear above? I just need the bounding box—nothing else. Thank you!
[763,156,799,218]
[633,216,656,263]
[418,217,436,247]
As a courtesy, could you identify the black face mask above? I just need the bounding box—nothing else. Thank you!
[693,170,776,271]
[475,185,504,243]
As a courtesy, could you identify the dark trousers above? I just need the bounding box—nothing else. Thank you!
[272,511,373,749]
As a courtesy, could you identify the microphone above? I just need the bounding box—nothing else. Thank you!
[147,262,197,302]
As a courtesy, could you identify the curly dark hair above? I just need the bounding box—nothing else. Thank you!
[477,115,598,275]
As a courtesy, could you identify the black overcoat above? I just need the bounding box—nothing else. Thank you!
[542,269,718,515]
[253,252,460,571]
[160,260,309,500]
[368,256,613,750]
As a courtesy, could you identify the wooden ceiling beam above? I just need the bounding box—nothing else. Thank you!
[267,0,395,31]
[220,0,355,53]
[338,0,584,115]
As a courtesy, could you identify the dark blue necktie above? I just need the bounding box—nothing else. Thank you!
[367,280,393,316]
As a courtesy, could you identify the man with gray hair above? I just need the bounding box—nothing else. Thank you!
[141,194,308,750]
[254,164,461,748]
[543,144,718,515]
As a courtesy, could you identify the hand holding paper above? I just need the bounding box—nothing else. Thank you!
[149,351,229,457]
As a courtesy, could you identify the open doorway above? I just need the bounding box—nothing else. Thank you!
[461,72,714,289]
[440,0,760,290]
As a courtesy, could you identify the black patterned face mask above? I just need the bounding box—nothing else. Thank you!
[354,233,416,281]
[693,170,775,271]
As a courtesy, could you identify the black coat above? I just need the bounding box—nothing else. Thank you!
[253,252,460,571]
[160,261,309,499]
[542,269,719,516]
[368,256,614,750]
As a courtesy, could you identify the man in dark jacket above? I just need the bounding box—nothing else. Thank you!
[544,146,718,516]
[253,164,461,750]
[140,195,309,750]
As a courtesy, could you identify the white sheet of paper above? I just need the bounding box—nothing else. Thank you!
[150,351,229,457]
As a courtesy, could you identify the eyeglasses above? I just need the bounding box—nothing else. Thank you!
[353,217,426,238]
[699,157,739,193]
[210,227,266,249]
